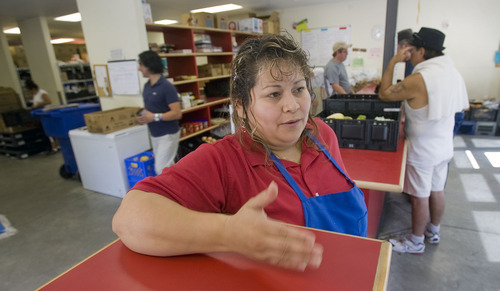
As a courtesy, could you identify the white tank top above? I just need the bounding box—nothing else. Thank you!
[404,101,455,167]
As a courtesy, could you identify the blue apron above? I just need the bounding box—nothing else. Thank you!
[270,135,368,237]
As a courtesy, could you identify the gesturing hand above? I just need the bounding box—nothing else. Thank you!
[223,181,323,271]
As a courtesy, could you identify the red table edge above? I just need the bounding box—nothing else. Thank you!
[294,225,393,291]
[353,139,407,193]
[38,230,392,291]
[36,238,121,291]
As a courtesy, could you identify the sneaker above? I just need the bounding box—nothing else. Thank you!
[389,237,425,254]
[424,228,440,245]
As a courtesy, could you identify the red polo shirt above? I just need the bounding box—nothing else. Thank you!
[134,118,352,226]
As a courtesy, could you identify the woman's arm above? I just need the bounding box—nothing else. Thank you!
[112,182,323,271]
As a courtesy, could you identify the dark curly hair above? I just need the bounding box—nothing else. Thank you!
[25,79,39,90]
[138,50,165,74]
[230,33,319,152]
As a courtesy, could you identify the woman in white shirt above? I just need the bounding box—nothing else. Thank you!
[26,79,51,109]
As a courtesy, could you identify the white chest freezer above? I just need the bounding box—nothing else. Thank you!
[69,125,151,198]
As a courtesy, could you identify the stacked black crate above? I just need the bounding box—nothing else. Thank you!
[318,94,402,152]
[0,110,51,159]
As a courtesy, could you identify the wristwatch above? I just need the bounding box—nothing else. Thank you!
[154,113,162,122]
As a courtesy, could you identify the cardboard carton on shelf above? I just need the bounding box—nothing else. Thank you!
[221,63,232,75]
[215,13,229,29]
[84,107,141,134]
[197,64,223,78]
[181,13,214,28]
[260,11,280,34]
[238,18,263,34]
[228,12,256,21]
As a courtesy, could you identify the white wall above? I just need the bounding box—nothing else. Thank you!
[278,0,499,100]
[279,0,387,75]
[398,0,500,100]
[77,0,149,110]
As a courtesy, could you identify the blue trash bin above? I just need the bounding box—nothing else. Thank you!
[32,103,101,178]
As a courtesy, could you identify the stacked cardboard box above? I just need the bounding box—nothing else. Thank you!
[84,107,141,134]
[0,88,23,132]
[222,63,232,75]
[260,12,280,34]
[181,13,214,28]
[198,64,223,78]
[238,18,263,34]
[215,13,229,29]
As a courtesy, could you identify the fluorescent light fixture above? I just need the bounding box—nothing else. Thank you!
[465,150,480,169]
[55,13,81,22]
[3,27,20,34]
[191,4,242,14]
[154,19,178,25]
[51,38,75,44]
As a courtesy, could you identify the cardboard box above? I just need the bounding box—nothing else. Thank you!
[238,18,263,34]
[222,63,232,75]
[182,13,214,28]
[260,12,280,34]
[0,87,22,110]
[228,13,257,21]
[181,13,193,26]
[84,107,141,134]
[198,64,223,78]
[215,13,229,29]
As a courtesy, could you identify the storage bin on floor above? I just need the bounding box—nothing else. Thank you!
[31,103,101,178]
[457,121,476,135]
[125,151,156,188]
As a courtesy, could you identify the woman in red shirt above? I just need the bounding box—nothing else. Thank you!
[113,34,367,271]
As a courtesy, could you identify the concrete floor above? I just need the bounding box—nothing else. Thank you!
[0,134,499,290]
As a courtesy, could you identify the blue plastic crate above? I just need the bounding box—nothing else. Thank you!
[128,176,145,189]
[125,151,156,188]
[457,121,476,135]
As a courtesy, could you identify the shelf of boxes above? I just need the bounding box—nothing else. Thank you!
[146,24,257,141]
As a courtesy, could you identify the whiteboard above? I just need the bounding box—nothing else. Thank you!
[301,26,351,67]
[107,60,141,95]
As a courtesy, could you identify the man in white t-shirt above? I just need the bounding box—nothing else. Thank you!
[379,27,469,254]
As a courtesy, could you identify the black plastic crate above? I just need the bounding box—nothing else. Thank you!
[1,109,37,127]
[469,107,498,122]
[319,94,401,152]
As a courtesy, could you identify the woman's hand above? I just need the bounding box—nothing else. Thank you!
[223,181,323,271]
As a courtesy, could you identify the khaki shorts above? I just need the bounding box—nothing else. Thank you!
[403,161,449,198]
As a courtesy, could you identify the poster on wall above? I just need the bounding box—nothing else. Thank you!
[301,26,351,67]
[107,60,140,95]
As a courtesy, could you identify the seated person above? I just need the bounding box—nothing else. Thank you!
[25,79,51,109]
[112,34,367,272]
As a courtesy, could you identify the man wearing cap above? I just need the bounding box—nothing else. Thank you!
[324,41,352,96]
[397,28,414,77]
[379,27,469,254]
